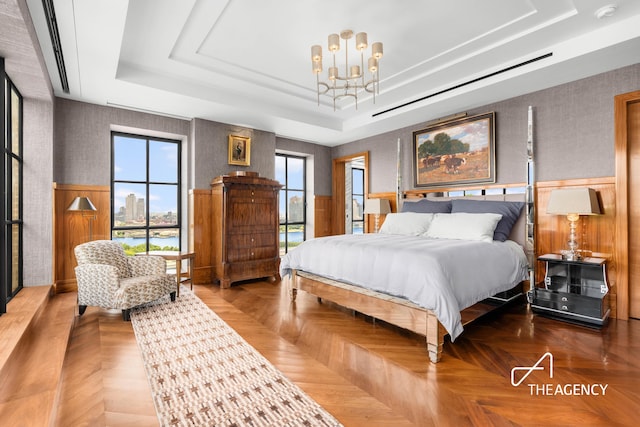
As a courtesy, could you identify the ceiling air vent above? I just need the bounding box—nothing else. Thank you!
[42,0,69,93]
[373,52,553,118]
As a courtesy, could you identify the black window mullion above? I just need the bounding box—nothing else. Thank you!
[277,153,306,254]
[1,65,24,314]
[284,159,289,250]
[145,138,150,251]
[1,58,6,314]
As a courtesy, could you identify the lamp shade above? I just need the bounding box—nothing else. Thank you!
[67,196,97,212]
[363,198,391,215]
[546,188,601,215]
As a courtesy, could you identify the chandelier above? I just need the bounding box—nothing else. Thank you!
[311,30,383,110]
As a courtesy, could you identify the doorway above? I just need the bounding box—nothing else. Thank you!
[332,152,369,235]
[346,157,365,234]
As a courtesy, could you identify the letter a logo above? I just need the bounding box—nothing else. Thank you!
[511,352,554,387]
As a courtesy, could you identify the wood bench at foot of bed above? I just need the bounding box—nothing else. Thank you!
[288,270,445,363]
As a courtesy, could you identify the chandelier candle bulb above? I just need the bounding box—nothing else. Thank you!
[356,32,368,50]
[368,57,378,72]
[372,42,383,59]
[351,65,360,78]
[311,45,322,61]
[328,33,340,51]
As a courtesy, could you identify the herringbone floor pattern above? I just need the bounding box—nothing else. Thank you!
[55,280,640,426]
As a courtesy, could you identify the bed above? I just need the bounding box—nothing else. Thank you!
[280,192,530,363]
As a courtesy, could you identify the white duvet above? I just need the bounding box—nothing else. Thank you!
[280,233,528,340]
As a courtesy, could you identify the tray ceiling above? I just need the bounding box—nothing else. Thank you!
[25,0,640,146]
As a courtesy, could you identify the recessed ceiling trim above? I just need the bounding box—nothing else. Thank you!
[372,52,553,118]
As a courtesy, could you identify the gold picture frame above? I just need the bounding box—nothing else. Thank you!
[413,111,495,188]
[228,135,251,166]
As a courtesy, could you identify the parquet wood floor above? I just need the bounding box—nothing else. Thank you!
[56,280,640,426]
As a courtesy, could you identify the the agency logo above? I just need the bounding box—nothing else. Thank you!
[510,352,608,396]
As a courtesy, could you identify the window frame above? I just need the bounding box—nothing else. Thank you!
[110,131,182,253]
[1,59,24,314]
[276,153,306,255]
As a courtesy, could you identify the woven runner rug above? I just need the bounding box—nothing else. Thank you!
[130,287,342,426]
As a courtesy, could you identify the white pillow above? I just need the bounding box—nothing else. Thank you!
[379,212,435,236]
[425,212,502,242]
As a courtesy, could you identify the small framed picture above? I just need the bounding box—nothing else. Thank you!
[228,135,251,166]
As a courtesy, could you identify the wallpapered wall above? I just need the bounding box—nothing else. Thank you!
[333,63,640,193]
[23,99,54,286]
[54,99,190,185]
[276,137,333,196]
[53,99,334,193]
[190,118,276,188]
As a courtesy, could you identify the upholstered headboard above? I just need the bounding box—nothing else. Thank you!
[402,189,527,248]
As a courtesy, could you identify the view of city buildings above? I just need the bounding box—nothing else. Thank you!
[283,195,304,222]
[114,193,177,227]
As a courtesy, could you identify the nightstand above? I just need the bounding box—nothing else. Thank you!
[530,254,610,327]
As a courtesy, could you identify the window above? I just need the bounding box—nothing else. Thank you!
[111,132,181,255]
[276,153,305,255]
[1,59,23,314]
[351,167,364,234]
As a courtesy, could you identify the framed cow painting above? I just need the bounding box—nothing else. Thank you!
[412,112,495,188]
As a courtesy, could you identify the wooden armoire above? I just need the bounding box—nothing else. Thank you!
[210,172,282,288]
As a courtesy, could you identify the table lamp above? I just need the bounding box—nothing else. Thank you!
[546,188,601,261]
[364,198,391,233]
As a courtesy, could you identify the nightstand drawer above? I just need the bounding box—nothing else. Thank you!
[534,288,606,318]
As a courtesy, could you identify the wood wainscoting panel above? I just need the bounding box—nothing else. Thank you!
[189,189,213,285]
[53,183,110,293]
[535,178,617,317]
[314,195,333,237]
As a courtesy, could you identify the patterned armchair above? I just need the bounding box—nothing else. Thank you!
[74,240,176,320]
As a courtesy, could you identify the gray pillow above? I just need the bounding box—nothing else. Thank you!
[451,199,524,242]
[402,199,452,214]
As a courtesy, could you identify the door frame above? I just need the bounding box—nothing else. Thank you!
[332,151,369,235]
[614,89,640,320]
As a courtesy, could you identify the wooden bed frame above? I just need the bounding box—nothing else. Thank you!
[288,187,530,363]
[289,270,447,362]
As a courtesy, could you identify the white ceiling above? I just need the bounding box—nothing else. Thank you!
[25,0,640,146]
